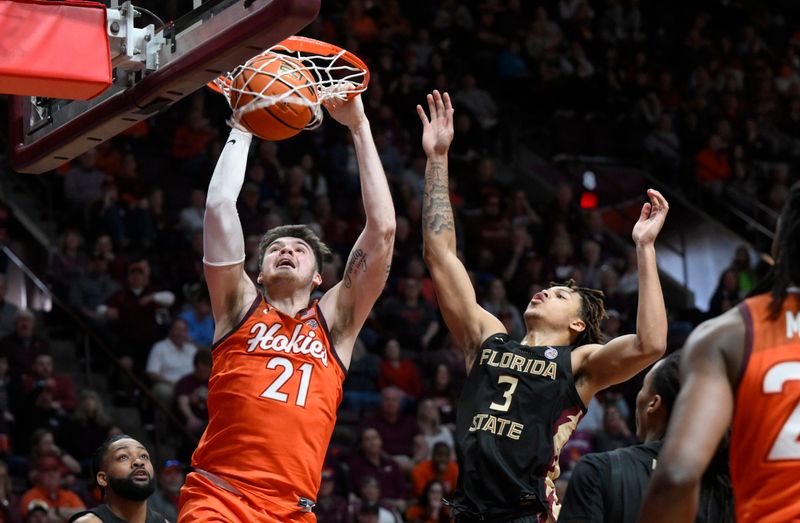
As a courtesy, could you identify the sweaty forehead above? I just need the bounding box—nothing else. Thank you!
[109,439,145,454]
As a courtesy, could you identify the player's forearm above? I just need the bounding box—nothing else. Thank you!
[203,129,252,265]
[639,472,700,522]
[422,155,457,257]
[633,243,667,355]
[350,121,396,236]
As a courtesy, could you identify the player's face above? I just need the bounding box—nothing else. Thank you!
[635,360,661,441]
[259,237,321,289]
[98,438,156,501]
[524,286,585,335]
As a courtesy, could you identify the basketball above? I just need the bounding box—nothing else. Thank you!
[231,53,318,141]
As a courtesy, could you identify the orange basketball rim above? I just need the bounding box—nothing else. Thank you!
[209,35,370,102]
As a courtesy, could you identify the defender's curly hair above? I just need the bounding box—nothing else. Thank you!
[551,279,607,345]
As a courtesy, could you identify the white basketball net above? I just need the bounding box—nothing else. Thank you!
[214,42,369,130]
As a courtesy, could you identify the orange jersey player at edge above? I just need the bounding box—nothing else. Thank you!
[640,181,800,523]
[177,93,395,522]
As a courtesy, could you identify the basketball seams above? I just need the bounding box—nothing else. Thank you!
[231,53,318,140]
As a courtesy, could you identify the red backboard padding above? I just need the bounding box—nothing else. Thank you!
[0,0,111,99]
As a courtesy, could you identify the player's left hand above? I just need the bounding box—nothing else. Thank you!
[632,188,669,246]
[322,84,367,129]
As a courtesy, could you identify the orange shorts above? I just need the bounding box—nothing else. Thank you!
[178,471,315,523]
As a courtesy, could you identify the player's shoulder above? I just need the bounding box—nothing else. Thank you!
[685,306,746,359]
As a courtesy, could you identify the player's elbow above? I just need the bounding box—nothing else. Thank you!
[650,464,702,492]
[636,336,667,360]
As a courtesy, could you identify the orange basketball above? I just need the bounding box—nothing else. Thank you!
[231,53,318,141]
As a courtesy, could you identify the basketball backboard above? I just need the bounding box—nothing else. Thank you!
[8,0,320,174]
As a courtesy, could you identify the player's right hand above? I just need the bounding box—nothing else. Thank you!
[417,90,454,157]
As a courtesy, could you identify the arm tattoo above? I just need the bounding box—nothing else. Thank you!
[344,248,368,288]
[422,161,455,235]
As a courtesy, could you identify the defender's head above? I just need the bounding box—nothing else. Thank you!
[256,225,331,292]
[92,435,155,502]
[524,279,606,345]
[635,351,681,442]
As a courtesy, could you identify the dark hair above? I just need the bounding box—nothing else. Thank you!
[194,349,212,366]
[92,434,134,492]
[257,224,331,275]
[650,351,682,420]
[552,279,607,345]
[768,181,800,319]
[418,479,446,508]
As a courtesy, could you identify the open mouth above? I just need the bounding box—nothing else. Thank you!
[276,258,296,269]
[531,292,545,304]
[132,470,150,480]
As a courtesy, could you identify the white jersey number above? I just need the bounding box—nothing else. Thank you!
[260,357,314,407]
[763,361,800,460]
[489,375,519,412]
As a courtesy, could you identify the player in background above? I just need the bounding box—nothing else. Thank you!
[640,181,800,522]
[178,92,395,521]
[417,89,669,522]
[70,435,167,523]
[559,352,734,523]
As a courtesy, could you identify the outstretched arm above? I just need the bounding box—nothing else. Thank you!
[319,94,395,368]
[639,309,743,522]
[203,129,258,341]
[573,190,669,397]
[418,91,503,357]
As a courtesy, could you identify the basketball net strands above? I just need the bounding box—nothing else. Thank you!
[209,36,370,132]
[5,0,321,174]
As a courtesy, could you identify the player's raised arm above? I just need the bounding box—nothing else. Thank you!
[318,93,395,367]
[639,311,742,522]
[203,129,259,341]
[573,189,669,395]
[418,90,503,356]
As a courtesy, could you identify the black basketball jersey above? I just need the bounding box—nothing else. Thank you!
[68,504,165,523]
[451,333,586,521]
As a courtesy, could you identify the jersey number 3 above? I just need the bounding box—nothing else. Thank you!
[489,375,519,412]
[763,361,800,461]
[261,357,314,407]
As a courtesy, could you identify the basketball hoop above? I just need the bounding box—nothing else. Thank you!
[210,36,370,130]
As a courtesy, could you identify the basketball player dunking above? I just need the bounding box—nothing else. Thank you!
[177,94,395,521]
[417,90,670,523]
[640,182,800,523]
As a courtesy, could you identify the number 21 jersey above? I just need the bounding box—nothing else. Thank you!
[191,294,347,514]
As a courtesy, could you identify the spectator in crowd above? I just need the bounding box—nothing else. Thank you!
[174,349,211,449]
[0,460,20,523]
[147,459,184,522]
[61,390,112,474]
[481,278,525,339]
[378,339,422,399]
[730,245,757,296]
[0,276,18,339]
[63,150,106,211]
[381,279,439,352]
[23,354,77,416]
[49,229,87,297]
[342,339,382,415]
[68,253,121,327]
[0,354,15,454]
[415,401,454,459]
[0,310,48,380]
[20,457,85,522]
[347,429,408,514]
[405,480,450,523]
[361,387,418,462]
[410,442,458,499]
[421,363,459,428]
[708,267,740,316]
[178,286,214,350]
[28,429,81,480]
[349,476,402,523]
[313,467,349,523]
[593,405,637,452]
[145,318,197,406]
[179,188,206,235]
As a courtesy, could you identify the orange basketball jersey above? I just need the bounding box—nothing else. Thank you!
[731,291,800,523]
[190,294,346,518]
